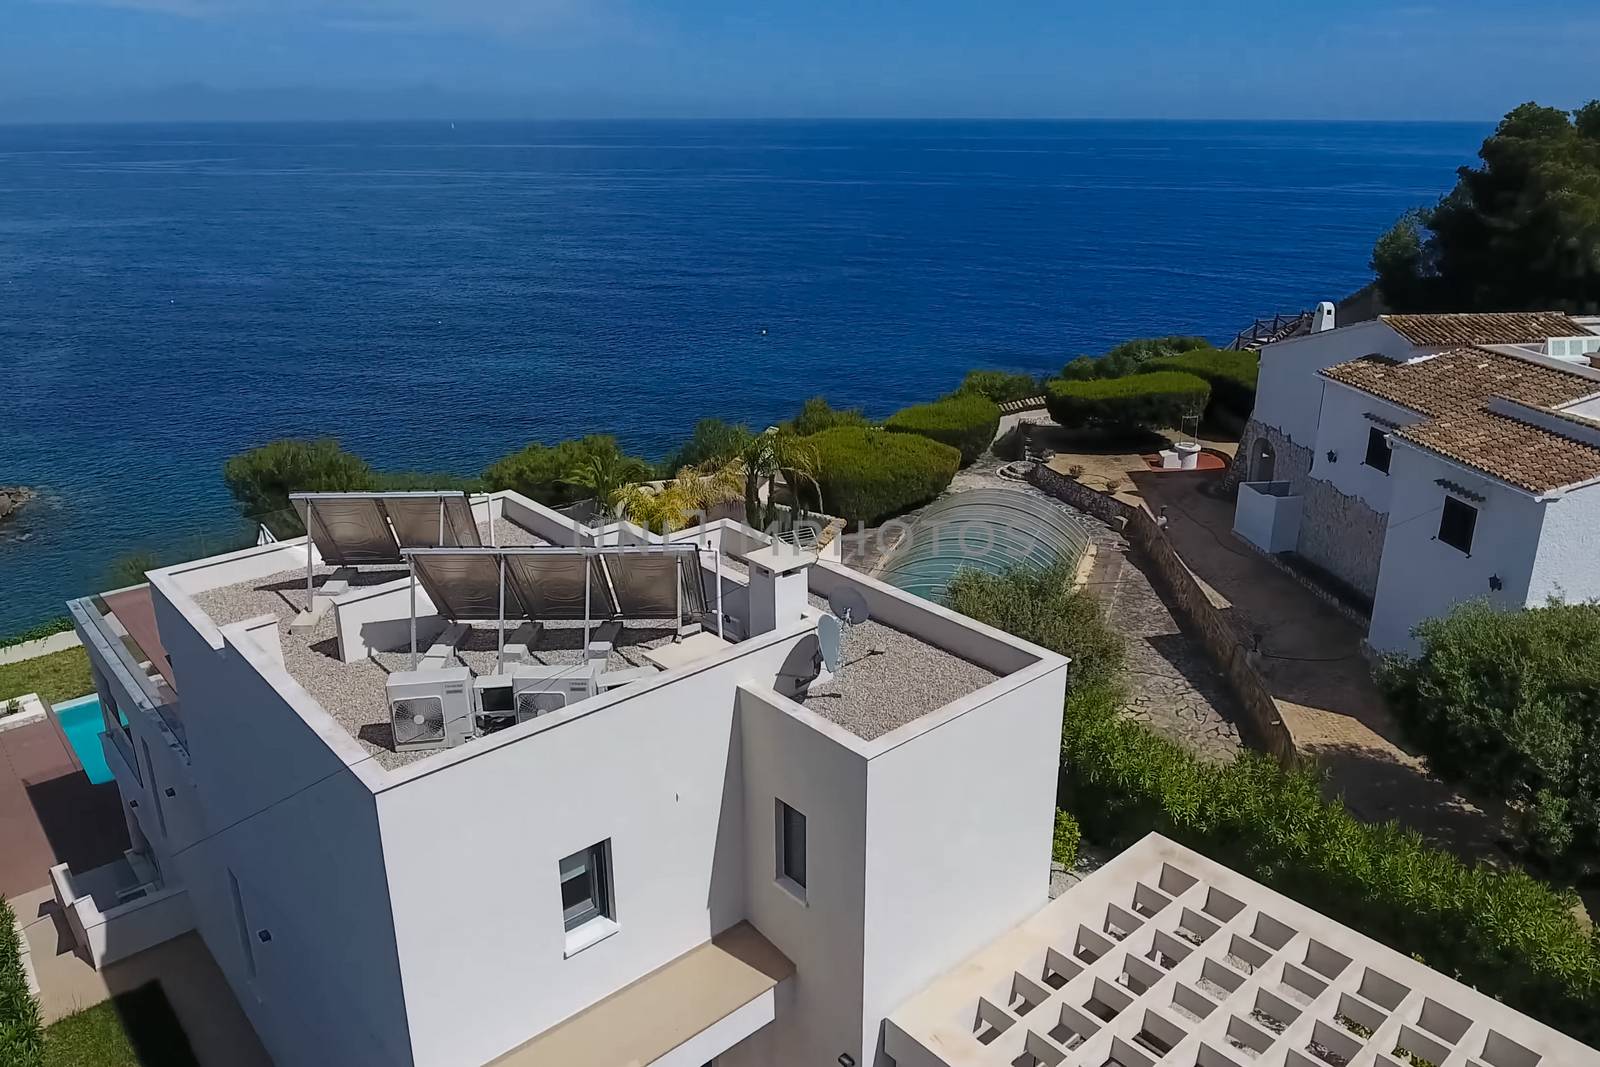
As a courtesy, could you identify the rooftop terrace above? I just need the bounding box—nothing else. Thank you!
[181,511,1002,768]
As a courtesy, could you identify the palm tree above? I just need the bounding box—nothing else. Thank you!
[562,445,652,518]
[741,428,822,531]
[618,458,744,533]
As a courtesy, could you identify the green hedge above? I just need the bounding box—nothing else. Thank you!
[0,897,43,1067]
[0,618,72,651]
[806,427,959,526]
[948,564,1600,1045]
[884,393,1001,466]
[956,369,1042,404]
[1144,348,1258,419]
[1045,371,1210,431]
[1063,700,1600,1043]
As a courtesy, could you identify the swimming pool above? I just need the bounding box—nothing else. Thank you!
[55,695,116,785]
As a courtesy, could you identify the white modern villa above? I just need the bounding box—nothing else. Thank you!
[52,485,1600,1065]
[1232,307,1600,652]
[62,488,1072,1067]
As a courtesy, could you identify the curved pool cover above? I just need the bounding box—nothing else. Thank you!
[878,488,1092,603]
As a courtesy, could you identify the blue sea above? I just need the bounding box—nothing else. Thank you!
[0,119,1485,631]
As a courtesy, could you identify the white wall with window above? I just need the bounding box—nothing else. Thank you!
[1306,384,1419,513]
[1252,320,1415,448]
[1368,444,1546,653]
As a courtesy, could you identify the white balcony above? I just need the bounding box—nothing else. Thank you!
[1234,480,1303,554]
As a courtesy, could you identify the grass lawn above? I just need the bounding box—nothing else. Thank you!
[0,647,95,707]
[43,981,199,1067]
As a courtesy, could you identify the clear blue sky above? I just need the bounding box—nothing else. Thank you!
[2,0,1596,121]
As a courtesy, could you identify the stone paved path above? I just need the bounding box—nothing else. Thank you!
[1079,515,1244,764]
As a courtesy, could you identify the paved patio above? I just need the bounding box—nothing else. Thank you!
[0,715,127,899]
[1128,469,1513,863]
[1078,513,1244,763]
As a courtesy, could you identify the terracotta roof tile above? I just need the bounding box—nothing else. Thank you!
[1381,311,1586,347]
[1320,348,1596,418]
[1321,348,1600,492]
[1396,409,1600,493]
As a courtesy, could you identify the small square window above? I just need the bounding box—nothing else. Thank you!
[1363,427,1392,474]
[559,841,612,932]
[776,799,807,894]
[1438,496,1477,554]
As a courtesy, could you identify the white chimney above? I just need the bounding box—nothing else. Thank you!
[745,543,813,635]
[1313,301,1336,332]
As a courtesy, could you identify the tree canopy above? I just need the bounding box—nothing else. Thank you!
[1373,101,1600,313]
[1378,598,1600,874]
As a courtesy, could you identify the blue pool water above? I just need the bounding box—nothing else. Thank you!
[0,120,1489,632]
[56,695,117,785]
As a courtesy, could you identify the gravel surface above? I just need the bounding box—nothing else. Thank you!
[797,602,998,741]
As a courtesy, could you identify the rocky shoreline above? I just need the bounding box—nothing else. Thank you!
[0,486,35,524]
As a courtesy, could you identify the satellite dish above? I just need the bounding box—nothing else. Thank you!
[828,586,870,627]
[818,615,843,674]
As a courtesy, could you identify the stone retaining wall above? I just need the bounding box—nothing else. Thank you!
[1030,465,1297,765]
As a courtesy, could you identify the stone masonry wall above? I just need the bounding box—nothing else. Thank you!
[1295,477,1387,602]
[1228,419,1314,494]
[1029,464,1296,765]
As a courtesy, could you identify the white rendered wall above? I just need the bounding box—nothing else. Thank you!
[374,625,819,1067]
[146,581,413,1067]
[1524,482,1600,606]
[727,687,871,1067]
[1367,447,1544,653]
[1306,386,1418,515]
[859,663,1068,1065]
[1252,320,1407,447]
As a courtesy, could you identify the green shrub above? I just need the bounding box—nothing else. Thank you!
[1144,348,1259,420]
[951,563,1600,1045]
[1052,809,1082,867]
[1059,336,1216,381]
[806,427,959,526]
[1378,599,1600,873]
[944,564,1124,690]
[222,438,374,533]
[956,369,1042,404]
[0,897,43,1067]
[223,439,475,537]
[0,618,72,651]
[1045,371,1210,432]
[661,418,753,476]
[483,435,650,508]
[1104,335,1212,366]
[789,397,869,437]
[884,393,1001,466]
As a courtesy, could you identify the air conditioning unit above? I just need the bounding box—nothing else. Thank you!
[511,663,599,722]
[387,667,475,752]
